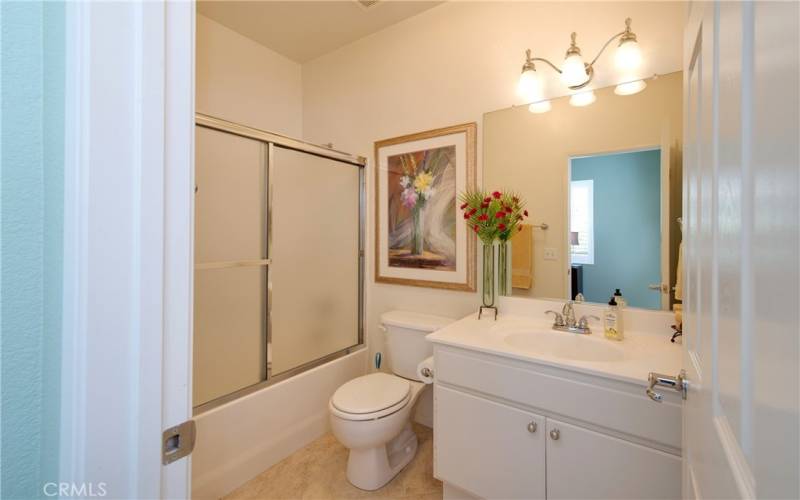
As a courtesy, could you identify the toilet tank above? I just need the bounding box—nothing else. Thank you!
[380,311,454,380]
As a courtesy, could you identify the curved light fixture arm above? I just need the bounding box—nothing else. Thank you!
[587,29,627,68]
[530,56,563,74]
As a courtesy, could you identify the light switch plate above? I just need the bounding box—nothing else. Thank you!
[543,248,557,261]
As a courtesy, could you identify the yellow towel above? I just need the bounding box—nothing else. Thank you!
[512,224,533,289]
[674,241,683,301]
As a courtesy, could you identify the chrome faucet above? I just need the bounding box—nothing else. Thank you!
[562,301,577,328]
[545,301,598,334]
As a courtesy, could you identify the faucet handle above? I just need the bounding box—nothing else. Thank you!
[578,314,600,329]
[545,310,565,326]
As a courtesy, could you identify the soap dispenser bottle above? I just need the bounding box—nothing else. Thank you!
[614,288,627,308]
[604,297,624,341]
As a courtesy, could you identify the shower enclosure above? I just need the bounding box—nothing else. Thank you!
[193,114,365,412]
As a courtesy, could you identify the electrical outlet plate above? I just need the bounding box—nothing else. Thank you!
[543,248,558,261]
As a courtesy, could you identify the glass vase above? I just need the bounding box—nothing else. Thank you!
[482,243,495,307]
[498,241,509,296]
[411,206,424,256]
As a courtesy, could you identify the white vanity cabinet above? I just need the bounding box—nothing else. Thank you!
[436,385,546,499]
[545,418,680,500]
[433,345,682,500]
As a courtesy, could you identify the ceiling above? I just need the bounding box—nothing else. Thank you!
[197,1,444,63]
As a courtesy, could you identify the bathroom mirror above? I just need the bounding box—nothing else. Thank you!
[483,71,682,310]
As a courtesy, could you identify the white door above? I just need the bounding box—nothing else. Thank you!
[61,2,195,498]
[682,2,799,499]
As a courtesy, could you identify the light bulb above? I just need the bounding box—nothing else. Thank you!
[615,39,642,72]
[569,90,596,107]
[528,100,552,114]
[614,79,647,96]
[561,53,589,87]
[517,68,544,102]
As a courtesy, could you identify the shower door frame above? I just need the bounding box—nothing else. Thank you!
[193,113,366,415]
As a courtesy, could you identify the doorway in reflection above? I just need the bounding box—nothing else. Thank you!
[569,148,663,309]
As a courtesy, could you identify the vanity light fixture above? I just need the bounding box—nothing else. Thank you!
[517,17,645,108]
[569,90,596,107]
[528,100,552,114]
[614,78,647,96]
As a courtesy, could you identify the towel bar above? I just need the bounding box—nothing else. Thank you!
[531,223,548,230]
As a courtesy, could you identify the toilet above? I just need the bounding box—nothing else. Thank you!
[329,310,454,491]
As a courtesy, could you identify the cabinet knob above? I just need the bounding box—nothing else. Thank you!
[527,421,537,433]
[549,429,560,440]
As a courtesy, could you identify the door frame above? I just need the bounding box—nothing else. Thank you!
[60,2,195,497]
[565,144,668,309]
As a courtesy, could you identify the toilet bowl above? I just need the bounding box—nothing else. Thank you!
[329,373,426,490]
[328,311,454,491]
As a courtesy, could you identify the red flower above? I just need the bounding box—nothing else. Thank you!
[523,210,529,217]
[483,197,491,203]
[469,208,478,216]
[481,201,489,208]
[492,191,502,199]
[472,225,479,233]
[463,212,470,219]
[498,223,507,231]
[460,202,468,210]
[495,211,505,219]
[478,214,488,221]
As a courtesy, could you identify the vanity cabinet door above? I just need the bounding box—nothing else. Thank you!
[435,386,545,499]
[545,418,681,499]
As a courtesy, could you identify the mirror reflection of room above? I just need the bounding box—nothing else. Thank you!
[484,71,682,310]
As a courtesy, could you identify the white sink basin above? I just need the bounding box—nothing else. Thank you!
[503,331,626,363]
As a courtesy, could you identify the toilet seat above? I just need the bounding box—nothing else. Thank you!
[331,373,411,421]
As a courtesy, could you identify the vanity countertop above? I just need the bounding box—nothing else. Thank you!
[427,310,682,387]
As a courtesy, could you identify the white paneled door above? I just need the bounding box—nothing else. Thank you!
[682,2,799,499]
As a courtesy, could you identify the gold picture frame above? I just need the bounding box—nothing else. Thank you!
[374,123,477,291]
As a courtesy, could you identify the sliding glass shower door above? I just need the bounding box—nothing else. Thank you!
[193,118,364,411]
[269,147,361,376]
[194,127,267,408]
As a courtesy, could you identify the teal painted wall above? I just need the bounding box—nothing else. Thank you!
[571,149,661,309]
[1,1,65,498]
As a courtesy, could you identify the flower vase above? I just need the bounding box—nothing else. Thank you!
[482,243,495,307]
[411,206,424,256]
[498,241,509,296]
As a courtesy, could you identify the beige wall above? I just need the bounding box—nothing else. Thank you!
[197,13,303,136]
[484,71,683,300]
[301,1,685,362]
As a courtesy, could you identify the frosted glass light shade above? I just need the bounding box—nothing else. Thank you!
[561,53,589,87]
[517,68,544,102]
[615,39,642,72]
[569,90,596,107]
[614,79,647,96]
[528,100,552,114]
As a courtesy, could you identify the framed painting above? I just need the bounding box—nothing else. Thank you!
[375,123,477,291]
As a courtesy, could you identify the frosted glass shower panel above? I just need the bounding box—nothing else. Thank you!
[193,266,266,407]
[195,126,266,263]
[270,146,361,375]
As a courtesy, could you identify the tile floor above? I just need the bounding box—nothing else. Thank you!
[224,423,442,500]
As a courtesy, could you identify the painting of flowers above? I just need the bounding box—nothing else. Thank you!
[375,123,476,291]
[388,146,455,269]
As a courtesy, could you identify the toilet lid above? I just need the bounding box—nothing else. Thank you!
[331,373,410,415]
